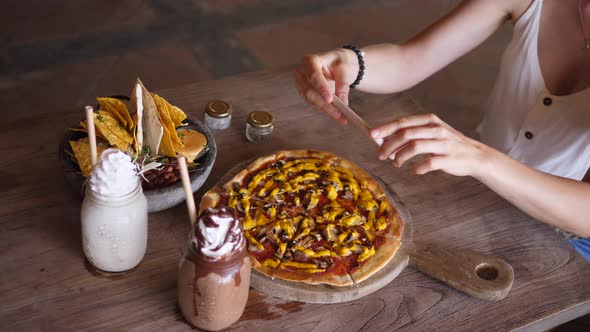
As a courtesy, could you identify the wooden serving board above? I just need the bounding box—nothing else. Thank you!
[213,157,514,304]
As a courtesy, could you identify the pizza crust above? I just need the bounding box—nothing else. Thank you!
[199,186,222,214]
[271,266,353,286]
[276,149,338,162]
[223,169,249,191]
[349,237,401,284]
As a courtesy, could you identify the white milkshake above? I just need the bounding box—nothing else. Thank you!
[81,149,148,272]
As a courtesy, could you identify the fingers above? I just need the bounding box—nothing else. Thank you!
[391,139,447,167]
[293,51,357,125]
[378,125,447,160]
[412,156,446,175]
[334,75,350,105]
[294,70,347,124]
[301,54,333,104]
[371,113,443,140]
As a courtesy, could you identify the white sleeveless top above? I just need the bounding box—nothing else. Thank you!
[478,0,590,181]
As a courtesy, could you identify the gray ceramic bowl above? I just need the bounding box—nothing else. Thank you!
[60,114,216,213]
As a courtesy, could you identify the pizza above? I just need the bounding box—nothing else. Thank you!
[199,150,403,286]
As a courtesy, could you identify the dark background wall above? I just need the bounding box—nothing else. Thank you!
[1,0,507,132]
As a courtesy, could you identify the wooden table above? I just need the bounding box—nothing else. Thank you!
[2,70,589,331]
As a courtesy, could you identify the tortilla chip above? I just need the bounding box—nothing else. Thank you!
[169,105,187,127]
[136,79,163,156]
[159,126,176,157]
[94,111,133,151]
[69,138,107,177]
[152,94,183,147]
[79,120,106,139]
[97,97,134,131]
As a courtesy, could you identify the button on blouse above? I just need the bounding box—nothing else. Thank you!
[543,97,552,106]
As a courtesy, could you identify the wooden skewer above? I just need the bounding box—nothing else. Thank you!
[85,106,98,166]
[177,156,197,225]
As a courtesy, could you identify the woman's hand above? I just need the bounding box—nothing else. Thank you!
[293,49,359,124]
[371,113,491,177]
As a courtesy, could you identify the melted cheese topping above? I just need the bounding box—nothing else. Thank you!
[263,258,280,268]
[235,157,393,273]
[307,192,319,210]
[358,246,375,262]
[300,268,326,273]
[326,185,337,200]
[278,242,287,256]
[292,245,334,258]
[375,217,387,231]
[341,215,364,227]
[280,261,317,269]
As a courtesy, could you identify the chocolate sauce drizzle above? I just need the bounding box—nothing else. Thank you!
[194,207,244,260]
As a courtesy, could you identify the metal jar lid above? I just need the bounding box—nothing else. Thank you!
[206,100,232,118]
[247,111,274,128]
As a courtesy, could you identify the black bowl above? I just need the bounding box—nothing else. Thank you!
[59,114,217,213]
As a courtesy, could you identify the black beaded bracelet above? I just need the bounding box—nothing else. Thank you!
[342,44,365,89]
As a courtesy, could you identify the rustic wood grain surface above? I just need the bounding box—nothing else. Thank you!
[1,69,589,331]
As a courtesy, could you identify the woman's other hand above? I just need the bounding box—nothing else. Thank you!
[371,113,491,177]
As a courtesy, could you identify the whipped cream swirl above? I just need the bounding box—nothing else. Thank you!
[194,208,244,260]
[89,148,138,197]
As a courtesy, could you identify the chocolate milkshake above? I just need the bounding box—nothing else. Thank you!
[178,208,251,331]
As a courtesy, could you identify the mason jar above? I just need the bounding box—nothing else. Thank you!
[204,100,232,130]
[81,181,148,272]
[246,110,274,143]
[178,232,251,331]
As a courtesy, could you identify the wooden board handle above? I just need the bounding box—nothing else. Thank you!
[407,241,514,301]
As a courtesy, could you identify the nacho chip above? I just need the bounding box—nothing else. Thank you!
[151,93,186,128]
[153,94,183,147]
[69,138,107,177]
[159,125,176,157]
[94,111,133,151]
[169,105,187,127]
[97,97,134,131]
[79,120,106,139]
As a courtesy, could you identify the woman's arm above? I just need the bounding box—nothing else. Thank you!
[359,0,512,93]
[293,0,518,121]
[372,114,590,238]
[479,149,590,237]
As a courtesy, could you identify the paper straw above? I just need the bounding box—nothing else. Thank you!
[85,105,98,166]
[177,156,197,225]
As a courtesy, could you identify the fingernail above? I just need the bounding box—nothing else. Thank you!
[378,154,385,160]
[371,130,380,138]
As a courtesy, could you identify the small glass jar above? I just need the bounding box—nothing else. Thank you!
[246,111,274,143]
[81,181,148,272]
[204,100,232,130]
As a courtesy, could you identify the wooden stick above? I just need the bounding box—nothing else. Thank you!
[177,156,197,225]
[85,106,98,166]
